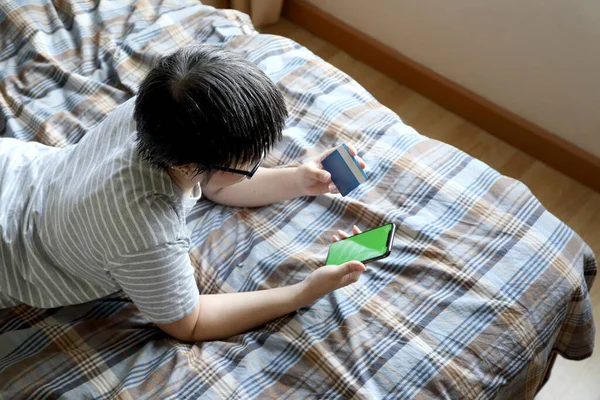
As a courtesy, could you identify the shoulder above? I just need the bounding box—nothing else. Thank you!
[106,239,191,269]
[114,190,188,254]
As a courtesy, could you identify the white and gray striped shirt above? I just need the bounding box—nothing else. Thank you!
[0,98,200,323]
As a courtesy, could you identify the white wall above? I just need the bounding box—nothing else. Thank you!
[306,0,600,158]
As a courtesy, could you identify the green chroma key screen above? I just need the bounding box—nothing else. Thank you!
[325,224,393,265]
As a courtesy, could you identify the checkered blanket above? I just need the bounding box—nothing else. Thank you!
[0,1,596,399]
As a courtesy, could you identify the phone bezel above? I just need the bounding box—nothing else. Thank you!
[325,223,396,265]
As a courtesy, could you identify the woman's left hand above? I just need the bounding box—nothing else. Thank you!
[295,144,366,196]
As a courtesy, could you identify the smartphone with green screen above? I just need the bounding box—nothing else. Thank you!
[325,223,396,265]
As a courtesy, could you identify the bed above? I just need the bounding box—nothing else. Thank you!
[0,1,596,399]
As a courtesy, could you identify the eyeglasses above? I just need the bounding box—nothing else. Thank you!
[213,152,264,179]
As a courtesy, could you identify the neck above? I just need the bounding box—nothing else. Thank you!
[167,168,197,197]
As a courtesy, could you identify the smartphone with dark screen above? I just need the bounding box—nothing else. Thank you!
[325,223,395,265]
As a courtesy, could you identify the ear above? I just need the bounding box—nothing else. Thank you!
[177,163,196,176]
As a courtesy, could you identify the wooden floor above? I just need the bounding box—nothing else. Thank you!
[262,19,600,400]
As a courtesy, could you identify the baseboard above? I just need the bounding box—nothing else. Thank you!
[281,0,600,193]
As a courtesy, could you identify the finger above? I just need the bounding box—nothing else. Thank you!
[337,229,350,239]
[332,235,339,242]
[343,260,366,272]
[340,270,363,286]
[341,261,366,280]
[346,143,358,156]
[352,225,362,234]
[308,165,331,182]
[308,182,332,196]
[328,183,339,193]
[354,155,366,169]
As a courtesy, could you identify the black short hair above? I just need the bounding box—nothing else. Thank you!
[134,45,287,177]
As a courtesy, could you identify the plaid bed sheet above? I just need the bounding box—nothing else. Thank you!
[0,1,596,399]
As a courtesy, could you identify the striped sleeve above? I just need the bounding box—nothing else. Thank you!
[107,241,199,324]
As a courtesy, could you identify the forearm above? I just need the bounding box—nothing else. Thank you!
[190,283,311,342]
[205,167,304,207]
[157,261,365,342]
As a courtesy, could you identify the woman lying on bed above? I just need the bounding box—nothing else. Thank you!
[0,46,368,342]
